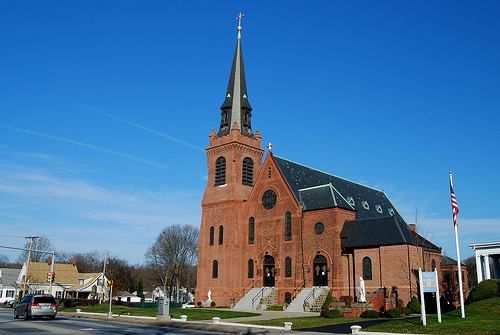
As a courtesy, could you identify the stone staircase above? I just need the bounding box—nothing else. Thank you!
[232,287,277,310]
[286,286,330,312]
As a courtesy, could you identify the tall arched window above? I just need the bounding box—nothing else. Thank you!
[209,226,214,246]
[431,259,436,271]
[248,217,255,244]
[248,259,254,278]
[215,157,226,186]
[285,257,292,277]
[212,260,218,278]
[284,212,292,241]
[218,226,224,245]
[242,157,254,185]
[362,257,372,280]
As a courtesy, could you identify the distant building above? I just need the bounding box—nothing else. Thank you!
[17,262,109,300]
[0,268,21,304]
[441,255,469,305]
[470,241,500,283]
[196,18,443,310]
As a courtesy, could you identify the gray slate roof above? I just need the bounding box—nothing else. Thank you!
[274,156,441,252]
[341,216,416,249]
[441,255,464,266]
[274,156,403,220]
[0,268,21,287]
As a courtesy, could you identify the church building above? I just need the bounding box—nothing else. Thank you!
[196,16,442,311]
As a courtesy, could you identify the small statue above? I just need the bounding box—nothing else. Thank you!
[359,277,366,303]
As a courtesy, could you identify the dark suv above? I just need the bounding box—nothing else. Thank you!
[14,294,57,320]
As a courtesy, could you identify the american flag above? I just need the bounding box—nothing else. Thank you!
[450,177,459,226]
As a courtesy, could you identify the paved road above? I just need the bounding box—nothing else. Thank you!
[0,308,231,335]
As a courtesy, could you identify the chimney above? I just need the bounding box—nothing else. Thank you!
[408,224,416,234]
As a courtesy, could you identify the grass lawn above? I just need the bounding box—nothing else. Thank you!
[61,304,260,321]
[239,316,366,329]
[365,297,500,335]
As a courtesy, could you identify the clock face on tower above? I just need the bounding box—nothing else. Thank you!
[262,190,277,209]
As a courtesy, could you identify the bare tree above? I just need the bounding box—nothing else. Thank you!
[0,254,9,267]
[145,224,198,302]
[16,236,54,263]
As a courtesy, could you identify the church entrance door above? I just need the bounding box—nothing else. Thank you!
[263,255,276,287]
[313,255,328,286]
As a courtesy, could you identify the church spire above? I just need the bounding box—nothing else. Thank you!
[218,12,253,137]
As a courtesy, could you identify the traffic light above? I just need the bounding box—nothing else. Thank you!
[47,272,51,282]
[51,272,55,283]
[107,279,113,286]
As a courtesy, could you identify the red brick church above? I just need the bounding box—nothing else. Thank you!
[196,17,442,310]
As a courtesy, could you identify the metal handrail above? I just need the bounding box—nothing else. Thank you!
[291,279,312,300]
[230,280,255,306]
[303,286,320,310]
[251,287,267,308]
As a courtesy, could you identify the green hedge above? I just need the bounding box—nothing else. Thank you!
[320,291,333,317]
[466,279,500,304]
[323,308,343,318]
[385,308,403,318]
[406,296,421,313]
[360,310,379,318]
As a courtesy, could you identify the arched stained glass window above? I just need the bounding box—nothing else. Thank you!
[215,157,226,185]
[242,157,254,185]
[218,226,224,245]
[212,260,218,278]
[248,259,254,278]
[209,226,214,246]
[248,217,255,244]
[284,212,292,241]
[285,257,292,277]
[362,257,372,280]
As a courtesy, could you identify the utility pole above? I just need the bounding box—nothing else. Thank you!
[100,253,108,304]
[23,236,39,296]
[48,251,55,294]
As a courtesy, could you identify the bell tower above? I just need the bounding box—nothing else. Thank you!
[197,13,264,306]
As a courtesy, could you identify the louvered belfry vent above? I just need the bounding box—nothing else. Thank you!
[215,156,226,185]
[242,157,254,185]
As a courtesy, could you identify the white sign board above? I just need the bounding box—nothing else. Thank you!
[418,268,441,326]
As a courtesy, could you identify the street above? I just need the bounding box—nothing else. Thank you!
[0,309,233,335]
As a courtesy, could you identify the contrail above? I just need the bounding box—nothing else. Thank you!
[0,125,171,169]
[79,103,204,152]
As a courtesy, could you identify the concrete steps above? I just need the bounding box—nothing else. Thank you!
[287,287,330,312]
[232,287,277,310]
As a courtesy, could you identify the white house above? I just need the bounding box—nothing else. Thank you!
[114,291,141,303]
[0,268,21,304]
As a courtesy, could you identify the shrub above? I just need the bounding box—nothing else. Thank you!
[466,279,500,304]
[407,296,421,314]
[396,298,404,308]
[385,308,403,318]
[267,305,284,311]
[210,301,216,307]
[339,295,353,307]
[196,301,202,307]
[62,299,79,308]
[79,299,98,307]
[401,307,412,315]
[320,291,333,317]
[323,308,343,318]
[360,310,378,318]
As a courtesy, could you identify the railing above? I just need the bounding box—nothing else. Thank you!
[303,286,320,311]
[291,279,312,300]
[251,287,268,309]
[230,280,255,307]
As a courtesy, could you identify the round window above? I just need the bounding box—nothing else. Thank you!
[262,190,277,209]
[314,222,324,235]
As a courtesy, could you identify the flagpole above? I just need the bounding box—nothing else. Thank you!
[450,172,465,318]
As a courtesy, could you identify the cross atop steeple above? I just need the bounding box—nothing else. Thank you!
[237,12,244,38]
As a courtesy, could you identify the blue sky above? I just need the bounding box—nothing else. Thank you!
[1,1,499,264]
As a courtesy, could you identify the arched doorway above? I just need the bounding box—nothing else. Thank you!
[313,255,328,286]
[263,255,276,287]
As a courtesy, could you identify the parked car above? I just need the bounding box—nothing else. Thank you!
[14,294,57,320]
[3,299,15,308]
